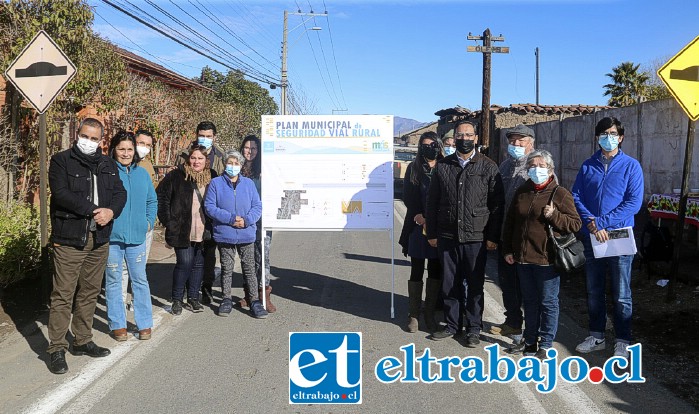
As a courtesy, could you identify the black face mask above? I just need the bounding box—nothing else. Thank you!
[421,144,439,160]
[456,139,475,154]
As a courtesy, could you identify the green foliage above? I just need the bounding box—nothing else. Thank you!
[603,62,650,107]
[0,201,41,287]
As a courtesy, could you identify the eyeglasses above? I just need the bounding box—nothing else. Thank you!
[454,133,476,139]
[599,132,619,137]
[420,142,439,149]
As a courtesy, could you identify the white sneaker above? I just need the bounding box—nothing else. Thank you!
[576,336,606,353]
[614,342,629,358]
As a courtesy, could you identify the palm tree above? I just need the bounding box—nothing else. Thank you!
[603,62,650,107]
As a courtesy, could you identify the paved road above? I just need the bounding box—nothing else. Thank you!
[0,201,696,413]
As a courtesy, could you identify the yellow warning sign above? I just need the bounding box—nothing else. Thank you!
[658,35,699,121]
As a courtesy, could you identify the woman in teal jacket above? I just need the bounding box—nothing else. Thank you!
[105,131,158,341]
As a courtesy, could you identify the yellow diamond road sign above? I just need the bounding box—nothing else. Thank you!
[4,30,76,114]
[658,35,699,121]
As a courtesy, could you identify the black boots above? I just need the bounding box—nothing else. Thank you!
[407,281,423,333]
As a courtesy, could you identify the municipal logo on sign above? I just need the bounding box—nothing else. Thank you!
[289,332,362,404]
[4,30,76,114]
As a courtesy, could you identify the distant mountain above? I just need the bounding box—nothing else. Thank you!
[394,116,430,136]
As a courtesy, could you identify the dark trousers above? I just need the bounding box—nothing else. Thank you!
[173,242,207,301]
[409,257,441,281]
[439,238,487,334]
[200,239,217,291]
[497,246,523,329]
[47,233,109,353]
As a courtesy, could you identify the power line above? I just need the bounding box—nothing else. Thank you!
[100,0,280,85]
[321,0,348,110]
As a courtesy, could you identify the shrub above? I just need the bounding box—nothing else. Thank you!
[0,201,41,287]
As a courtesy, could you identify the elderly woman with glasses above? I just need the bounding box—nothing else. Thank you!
[501,150,581,358]
[398,131,444,333]
[157,144,218,315]
[204,150,265,318]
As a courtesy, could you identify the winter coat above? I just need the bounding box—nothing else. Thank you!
[398,160,433,255]
[49,146,126,247]
[110,162,158,245]
[204,175,262,245]
[156,166,217,248]
[501,179,582,265]
[571,149,644,236]
[425,152,505,244]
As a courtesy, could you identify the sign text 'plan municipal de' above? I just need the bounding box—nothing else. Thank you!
[658,35,699,121]
[4,30,77,114]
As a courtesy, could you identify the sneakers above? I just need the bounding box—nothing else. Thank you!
[535,347,551,359]
[430,328,456,341]
[489,323,522,337]
[464,333,480,348]
[576,336,606,353]
[49,350,68,374]
[522,343,538,356]
[614,342,630,358]
[250,300,269,319]
[507,336,526,354]
[171,299,183,315]
[188,298,204,313]
[218,298,233,317]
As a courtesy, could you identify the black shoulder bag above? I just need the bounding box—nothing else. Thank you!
[191,182,212,241]
[546,186,585,273]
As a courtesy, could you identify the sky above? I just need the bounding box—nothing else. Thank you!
[89,0,699,123]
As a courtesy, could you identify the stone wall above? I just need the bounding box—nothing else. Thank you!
[505,98,699,200]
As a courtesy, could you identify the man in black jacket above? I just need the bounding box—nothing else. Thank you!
[46,118,126,374]
[425,120,504,346]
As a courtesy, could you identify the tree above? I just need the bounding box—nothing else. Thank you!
[603,62,650,107]
[643,58,672,102]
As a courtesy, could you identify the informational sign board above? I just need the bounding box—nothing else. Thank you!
[261,115,394,230]
[658,35,699,121]
[4,30,76,114]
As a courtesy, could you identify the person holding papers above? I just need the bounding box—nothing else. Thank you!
[571,117,644,358]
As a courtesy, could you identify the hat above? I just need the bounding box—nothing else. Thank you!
[506,124,535,139]
[442,129,454,139]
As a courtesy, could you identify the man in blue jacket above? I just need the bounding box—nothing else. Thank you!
[571,117,644,359]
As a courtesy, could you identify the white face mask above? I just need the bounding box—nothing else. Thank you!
[136,145,151,159]
[77,137,99,155]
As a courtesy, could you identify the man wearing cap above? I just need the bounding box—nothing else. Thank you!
[489,124,536,341]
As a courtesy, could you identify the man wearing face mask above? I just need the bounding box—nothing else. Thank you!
[425,120,505,346]
[175,121,226,305]
[571,117,643,359]
[489,124,536,341]
[46,118,127,374]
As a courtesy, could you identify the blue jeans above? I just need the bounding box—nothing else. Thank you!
[518,264,559,349]
[105,242,152,331]
[583,238,634,343]
[173,242,206,301]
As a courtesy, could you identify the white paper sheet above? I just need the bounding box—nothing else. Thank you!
[590,227,638,258]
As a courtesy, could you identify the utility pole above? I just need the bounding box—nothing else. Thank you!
[467,29,508,151]
[534,47,539,105]
[281,10,325,115]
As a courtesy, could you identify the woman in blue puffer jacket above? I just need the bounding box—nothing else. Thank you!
[204,150,264,318]
[105,131,157,341]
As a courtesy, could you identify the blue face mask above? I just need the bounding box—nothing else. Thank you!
[507,144,526,159]
[444,146,456,156]
[225,165,241,177]
[198,136,213,149]
[528,167,549,185]
[598,134,619,152]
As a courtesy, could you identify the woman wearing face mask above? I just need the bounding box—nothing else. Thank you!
[238,135,276,313]
[501,150,581,358]
[203,150,265,318]
[398,131,444,333]
[105,131,158,341]
[157,144,217,315]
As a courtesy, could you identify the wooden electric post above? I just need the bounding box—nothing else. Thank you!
[467,29,508,151]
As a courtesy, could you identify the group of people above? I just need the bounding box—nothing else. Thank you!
[400,117,643,360]
[45,119,275,374]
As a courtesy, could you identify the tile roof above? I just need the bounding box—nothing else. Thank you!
[434,105,472,117]
[436,103,610,118]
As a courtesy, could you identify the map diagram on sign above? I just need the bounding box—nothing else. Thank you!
[277,190,308,219]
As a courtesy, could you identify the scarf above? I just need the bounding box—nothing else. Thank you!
[71,144,102,174]
[184,164,212,187]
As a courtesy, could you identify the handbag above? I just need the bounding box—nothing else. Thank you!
[191,182,212,241]
[546,186,585,273]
